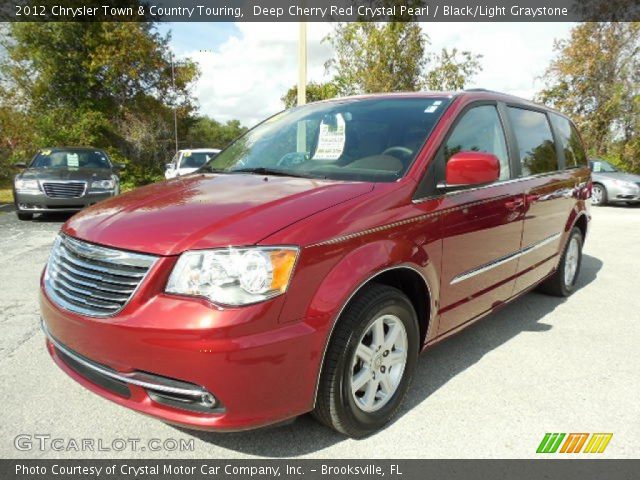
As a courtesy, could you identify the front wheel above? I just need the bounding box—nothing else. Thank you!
[538,227,583,297]
[313,283,419,438]
[591,184,607,206]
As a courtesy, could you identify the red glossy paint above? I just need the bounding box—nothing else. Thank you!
[445,151,500,186]
[41,91,591,431]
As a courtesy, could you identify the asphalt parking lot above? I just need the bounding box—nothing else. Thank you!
[1,204,638,459]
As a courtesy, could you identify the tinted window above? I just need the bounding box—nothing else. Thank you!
[202,97,451,182]
[180,152,217,169]
[507,107,558,176]
[445,105,510,181]
[551,114,587,168]
[30,149,111,169]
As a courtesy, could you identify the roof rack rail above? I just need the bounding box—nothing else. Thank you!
[464,88,500,93]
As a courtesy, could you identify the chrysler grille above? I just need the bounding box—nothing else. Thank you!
[42,181,86,198]
[44,235,156,317]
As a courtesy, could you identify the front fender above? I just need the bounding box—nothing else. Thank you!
[292,238,439,407]
[564,201,590,238]
[305,239,438,322]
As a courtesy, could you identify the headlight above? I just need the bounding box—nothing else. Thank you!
[612,179,638,189]
[14,179,40,193]
[91,179,115,190]
[166,247,299,306]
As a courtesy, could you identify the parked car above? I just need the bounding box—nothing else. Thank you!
[164,149,221,179]
[13,147,123,220]
[589,158,640,206]
[40,91,591,437]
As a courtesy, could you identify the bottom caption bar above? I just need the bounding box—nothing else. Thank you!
[2,459,638,480]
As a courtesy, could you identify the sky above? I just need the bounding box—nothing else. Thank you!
[158,22,576,127]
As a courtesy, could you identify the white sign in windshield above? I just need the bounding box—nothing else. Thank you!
[312,113,346,161]
[67,153,79,168]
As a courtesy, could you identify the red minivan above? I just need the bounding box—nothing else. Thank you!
[41,91,591,437]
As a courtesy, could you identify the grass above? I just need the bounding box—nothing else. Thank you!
[0,179,13,204]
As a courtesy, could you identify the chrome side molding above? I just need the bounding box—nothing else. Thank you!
[451,232,562,285]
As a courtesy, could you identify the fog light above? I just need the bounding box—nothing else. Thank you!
[201,393,217,408]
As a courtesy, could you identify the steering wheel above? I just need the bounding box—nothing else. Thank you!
[382,146,413,159]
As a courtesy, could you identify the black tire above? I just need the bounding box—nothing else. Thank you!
[591,183,607,206]
[313,283,419,438]
[16,211,33,221]
[538,227,583,297]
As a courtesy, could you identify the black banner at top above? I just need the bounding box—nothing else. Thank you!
[1,0,639,22]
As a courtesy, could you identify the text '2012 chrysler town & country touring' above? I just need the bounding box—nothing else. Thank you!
[41,91,591,437]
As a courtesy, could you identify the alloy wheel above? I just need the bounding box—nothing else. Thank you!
[564,237,580,287]
[350,314,408,413]
[591,185,603,205]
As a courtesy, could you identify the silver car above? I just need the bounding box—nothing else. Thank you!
[13,147,123,220]
[589,158,640,206]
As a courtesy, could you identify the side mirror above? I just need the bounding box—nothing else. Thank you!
[165,163,174,170]
[441,151,500,188]
[14,162,27,169]
[112,163,125,171]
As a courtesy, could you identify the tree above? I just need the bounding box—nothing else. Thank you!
[425,48,483,91]
[324,22,482,95]
[537,23,640,172]
[0,21,199,185]
[326,22,427,95]
[183,117,248,149]
[281,82,340,108]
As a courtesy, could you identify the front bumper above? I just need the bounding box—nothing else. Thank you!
[40,276,329,431]
[15,190,114,212]
[606,184,640,203]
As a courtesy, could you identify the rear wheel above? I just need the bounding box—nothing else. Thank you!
[313,283,419,438]
[16,211,33,221]
[591,184,607,206]
[538,227,583,297]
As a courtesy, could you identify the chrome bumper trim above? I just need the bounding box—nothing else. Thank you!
[41,319,209,398]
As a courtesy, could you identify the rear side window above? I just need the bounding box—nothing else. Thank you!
[550,114,587,168]
[444,105,510,181]
[507,107,558,176]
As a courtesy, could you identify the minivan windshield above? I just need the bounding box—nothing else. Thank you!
[202,97,451,182]
[30,149,111,170]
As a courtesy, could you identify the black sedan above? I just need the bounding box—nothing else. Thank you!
[13,147,123,220]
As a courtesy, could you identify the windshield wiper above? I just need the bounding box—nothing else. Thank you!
[230,167,312,179]
[199,167,229,174]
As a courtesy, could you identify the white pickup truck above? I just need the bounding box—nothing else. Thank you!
[165,149,221,179]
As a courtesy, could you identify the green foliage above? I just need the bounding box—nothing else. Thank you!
[324,21,482,96]
[281,82,340,108]
[0,20,204,185]
[183,117,248,149]
[326,22,427,95]
[425,48,483,91]
[537,22,640,173]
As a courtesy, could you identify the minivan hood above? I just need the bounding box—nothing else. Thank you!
[64,173,373,255]
[21,168,113,181]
